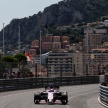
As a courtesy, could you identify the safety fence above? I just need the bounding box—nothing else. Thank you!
[0,75,99,92]
[0,61,106,79]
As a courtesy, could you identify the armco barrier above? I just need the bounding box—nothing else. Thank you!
[0,76,99,92]
[99,83,108,106]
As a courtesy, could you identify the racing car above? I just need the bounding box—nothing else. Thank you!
[34,85,68,105]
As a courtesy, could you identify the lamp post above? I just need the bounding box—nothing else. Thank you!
[91,53,94,75]
[40,31,42,77]
[3,23,4,56]
[86,33,89,54]
[85,33,89,75]
[18,26,20,52]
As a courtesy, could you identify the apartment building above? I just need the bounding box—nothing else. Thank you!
[82,29,108,75]
[52,42,61,52]
[32,40,39,48]
[41,35,70,53]
[42,42,52,53]
[48,51,83,76]
[42,36,53,42]
[83,29,107,53]
[29,49,37,57]
[83,51,108,75]
[62,40,70,49]
[84,29,107,34]
[61,36,70,42]
[53,36,61,42]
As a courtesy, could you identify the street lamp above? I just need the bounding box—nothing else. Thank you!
[91,53,94,75]
[18,26,20,52]
[3,23,4,56]
[40,31,42,77]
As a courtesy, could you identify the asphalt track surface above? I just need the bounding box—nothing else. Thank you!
[0,84,105,108]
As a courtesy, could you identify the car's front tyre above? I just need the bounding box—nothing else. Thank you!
[61,92,68,105]
[61,99,68,105]
[34,94,40,104]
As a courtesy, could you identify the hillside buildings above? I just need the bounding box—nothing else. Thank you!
[82,29,108,75]
[83,29,107,53]
[28,27,108,76]
[29,35,70,55]
[48,51,83,76]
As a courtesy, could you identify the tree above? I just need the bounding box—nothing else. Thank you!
[1,55,17,77]
[14,53,27,72]
[1,55,16,62]
[14,53,27,63]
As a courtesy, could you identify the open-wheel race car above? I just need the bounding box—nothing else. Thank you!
[34,85,68,105]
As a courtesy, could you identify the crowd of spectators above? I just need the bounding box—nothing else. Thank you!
[2,71,34,79]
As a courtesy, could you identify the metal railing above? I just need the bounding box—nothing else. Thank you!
[0,75,99,92]
[0,61,106,79]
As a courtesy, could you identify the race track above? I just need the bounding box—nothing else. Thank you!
[0,84,105,108]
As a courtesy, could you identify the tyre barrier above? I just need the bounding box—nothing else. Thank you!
[99,83,108,107]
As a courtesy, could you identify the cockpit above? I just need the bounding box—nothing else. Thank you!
[49,89,54,92]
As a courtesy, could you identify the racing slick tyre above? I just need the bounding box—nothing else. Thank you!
[61,92,68,105]
[34,94,40,104]
[34,100,40,104]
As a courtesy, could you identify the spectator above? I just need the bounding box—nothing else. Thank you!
[3,72,7,79]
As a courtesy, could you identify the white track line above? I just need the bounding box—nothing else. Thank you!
[66,91,98,108]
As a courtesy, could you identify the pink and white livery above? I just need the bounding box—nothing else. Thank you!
[34,85,68,105]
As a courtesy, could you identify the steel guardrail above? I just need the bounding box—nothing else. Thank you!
[0,76,99,92]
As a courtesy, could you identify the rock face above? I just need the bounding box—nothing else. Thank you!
[0,0,108,50]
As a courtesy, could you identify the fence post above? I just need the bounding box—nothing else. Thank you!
[81,76,82,84]
[73,64,76,76]
[46,63,48,78]
[73,64,76,84]
[10,63,12,79]
[35,63,37,78]
[98,64,100,75]
[60,65,62,77]
[86,64,88,84]
[60,64,62,86]
[86,64,88,76]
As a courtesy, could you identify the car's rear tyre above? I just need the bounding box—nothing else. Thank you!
[34,99,40,104]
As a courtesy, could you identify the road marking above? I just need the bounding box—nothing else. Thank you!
[66,91,98,108]
[0,84,98,98]
[0,89,42,99]
[0,84,99,107]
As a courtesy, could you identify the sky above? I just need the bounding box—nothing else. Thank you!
[0,0,61,31]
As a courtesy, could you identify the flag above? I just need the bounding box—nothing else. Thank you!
[25,52,33,63]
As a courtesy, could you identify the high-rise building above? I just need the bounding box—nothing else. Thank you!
[83,29,107,53]
[53,36,60,42]
[42,42,52,53]
[42,36,53,42]
[29,49,37,57]
[62,40,70,49]
[61,36,69,42]
[48,51,83,76]
[41,35,70,53]
[83,52,108,75]
[52,42,61,52]
[32,40,39,48]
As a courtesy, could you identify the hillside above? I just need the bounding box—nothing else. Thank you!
[0,0,108,50]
